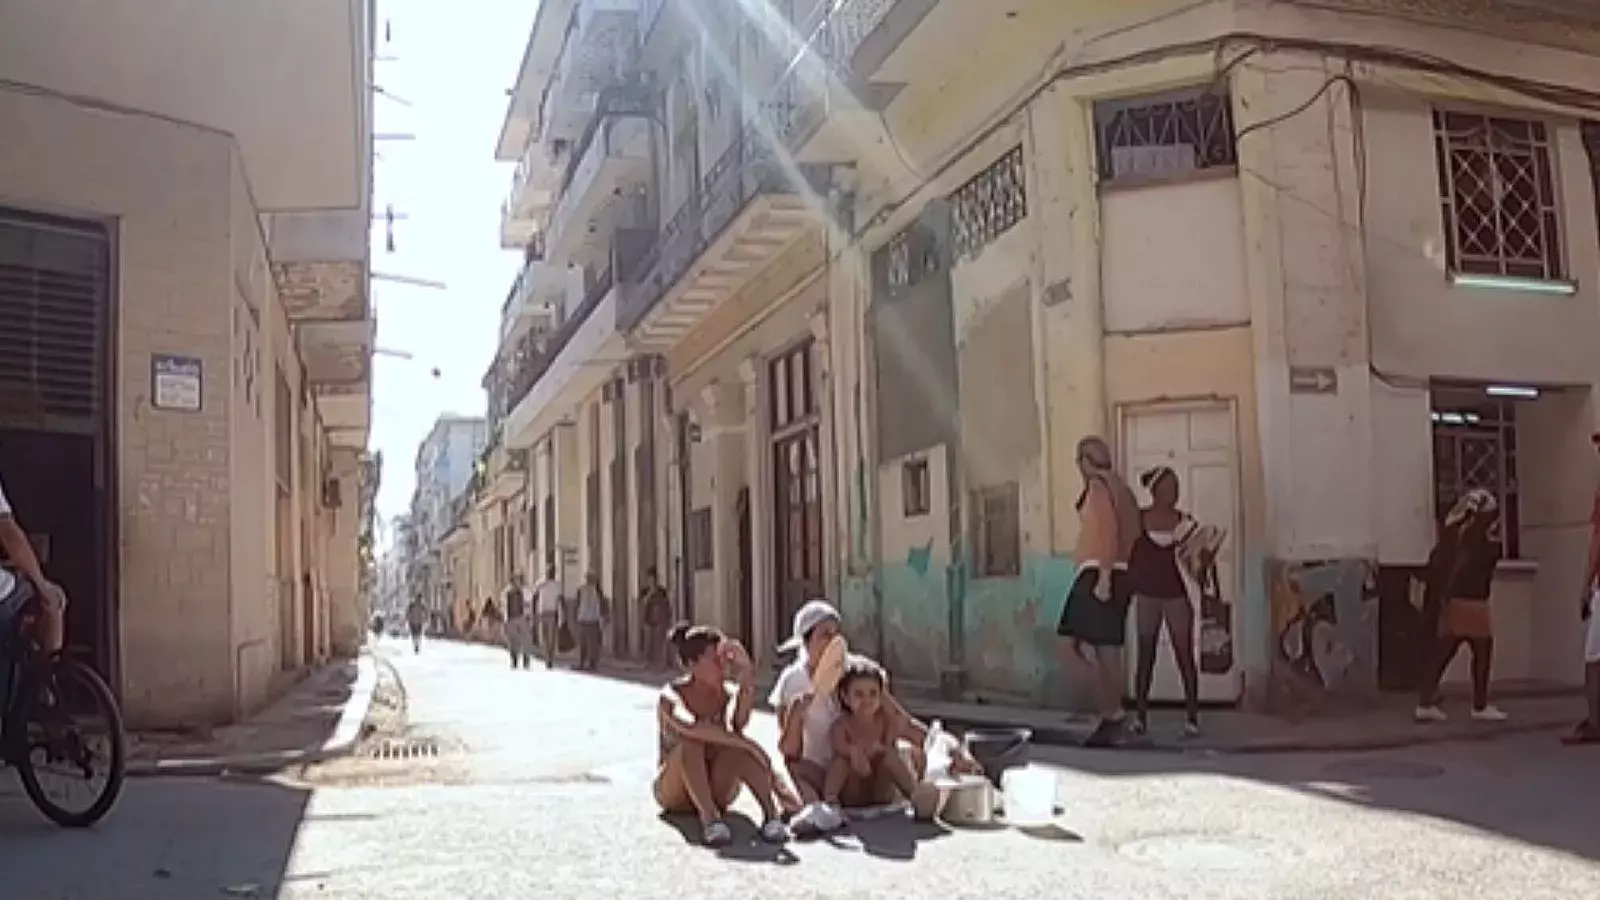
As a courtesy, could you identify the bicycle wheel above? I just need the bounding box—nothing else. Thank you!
[16,656,127,828]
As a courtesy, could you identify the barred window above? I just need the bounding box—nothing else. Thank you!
[1094,88,1238,185]
[1434,110,1563,281]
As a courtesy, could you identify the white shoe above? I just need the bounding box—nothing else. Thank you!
[759,819,790,844]
[789,803,824,836]
[1414,705,1448,723]
[816,802,845,832]
[1471,706,1509,722]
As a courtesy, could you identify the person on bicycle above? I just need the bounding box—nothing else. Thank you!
[0,471,69,656]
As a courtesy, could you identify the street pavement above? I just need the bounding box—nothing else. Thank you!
[3,637,1599,899]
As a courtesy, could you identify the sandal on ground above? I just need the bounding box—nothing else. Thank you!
[1083,718,1123,748]
[1127,717,1148,737]
[702,819,734,847]
[759,819,790,844]
[1181,720,1202,739]
[1561,722,1600,745]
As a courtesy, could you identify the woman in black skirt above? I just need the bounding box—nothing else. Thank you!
[1057,436,1141,747]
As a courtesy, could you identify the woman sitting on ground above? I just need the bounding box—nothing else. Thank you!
[654,622,800,847]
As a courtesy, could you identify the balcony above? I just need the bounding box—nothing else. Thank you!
[500,251,581,345]
[501,232,653,447]
[485,443,529,502]
[296,318,376,451]
[618,127,830,349]
[501,142,564,249]
[540,0,644,146]
[544,84,654,264]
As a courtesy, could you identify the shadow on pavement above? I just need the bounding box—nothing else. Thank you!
[1034,732,1600,864]
[657,811,800,865]
[837,817,950,861]
[0,774,312,899]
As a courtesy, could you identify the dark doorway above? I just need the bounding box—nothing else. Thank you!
[769,341,823,635]
[736,486,753,646]
[675,411,695,623]
[0,210,116,684]
[607,378,631,658]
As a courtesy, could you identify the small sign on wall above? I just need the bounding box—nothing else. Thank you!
[1288,365,1339,396]
[151,353,203,412]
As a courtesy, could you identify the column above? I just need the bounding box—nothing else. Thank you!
[810,311,840,601]
[700,379,747,635]
[739,356,774,658]
[1233,51,1376,702]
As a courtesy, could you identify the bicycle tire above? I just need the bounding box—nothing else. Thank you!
[16,657,127,828]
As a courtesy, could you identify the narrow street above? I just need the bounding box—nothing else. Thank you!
[4,640,1599,899]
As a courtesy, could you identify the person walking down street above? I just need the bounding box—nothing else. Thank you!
[1056,435,1141,748]
[639,567,672,669]
[504,575,533,669]
[1415,489,1508,723]
[406,598,428,654]
[1563,432,1600,746]
[575,571,609,671]
[1128,465,1202,738]
[534,566,564,669]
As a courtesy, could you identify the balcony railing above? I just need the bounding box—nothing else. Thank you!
[617,126,828,331]
[830,0,899,64]
[499,229,653,418]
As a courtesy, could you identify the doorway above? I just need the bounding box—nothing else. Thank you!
[1120,401,1243,704]
[0,210,116,682]
[769,341,823,637]
[736,487,753,646]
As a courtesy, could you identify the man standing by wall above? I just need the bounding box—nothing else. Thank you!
[1564,432,1600,745]
[504,574,532,670]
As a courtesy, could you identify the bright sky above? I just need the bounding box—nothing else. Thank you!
[367,0,537,534]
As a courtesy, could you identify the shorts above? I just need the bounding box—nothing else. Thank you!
[1440,598,1492,641]
[1585,597,1600,664]
[1057,567,1131,648]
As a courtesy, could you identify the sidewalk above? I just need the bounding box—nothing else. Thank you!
[126,649,389,777]
[901,690,1582,755]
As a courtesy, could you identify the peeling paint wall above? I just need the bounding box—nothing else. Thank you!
[1266,557,1378,712]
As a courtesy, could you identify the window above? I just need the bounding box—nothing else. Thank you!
[902,458,931,518]
[1433,110,1563,281]
[1094,88,1238,186]
[950,146,1027,262]
[689,507,714,571]
[1431,390,1520,558]
[972,482,1021,578]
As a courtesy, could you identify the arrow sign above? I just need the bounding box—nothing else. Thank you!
[1288,366,1339,395]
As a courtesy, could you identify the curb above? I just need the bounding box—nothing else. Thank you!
[907,705,1574,756]
[127,651,383,778]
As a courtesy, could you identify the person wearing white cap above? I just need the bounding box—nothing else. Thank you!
[769,599,979,833]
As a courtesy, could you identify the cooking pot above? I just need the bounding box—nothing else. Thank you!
[937,773,996,826]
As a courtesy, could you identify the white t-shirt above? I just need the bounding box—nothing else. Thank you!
[769,661,839,767]
[534,579,562,615]
[0,474,16,599]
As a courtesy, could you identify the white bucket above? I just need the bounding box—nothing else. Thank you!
[1001,765,1056,827]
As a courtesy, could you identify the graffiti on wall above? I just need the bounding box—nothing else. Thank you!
[1270,558,1378,700]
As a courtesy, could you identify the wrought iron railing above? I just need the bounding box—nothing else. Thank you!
[618,125,824,331]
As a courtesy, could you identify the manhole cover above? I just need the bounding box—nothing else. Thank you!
[1320,759,1445,780]
[359,738,443,761]
[1118,833,1297,871]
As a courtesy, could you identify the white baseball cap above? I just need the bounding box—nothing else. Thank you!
[778,599,840,652]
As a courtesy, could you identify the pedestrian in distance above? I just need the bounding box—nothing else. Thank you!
[1413,489,1509,724]
[574,570,609,671]
[533,565,564,670]
[504,574,533,670]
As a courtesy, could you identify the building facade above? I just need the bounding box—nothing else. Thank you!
[407,415,489,619]
[487,0,1600,710]
[0,2,376,727]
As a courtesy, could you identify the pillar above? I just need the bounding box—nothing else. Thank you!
[700,378,747,636]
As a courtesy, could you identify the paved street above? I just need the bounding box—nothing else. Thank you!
[4,638,1599,899]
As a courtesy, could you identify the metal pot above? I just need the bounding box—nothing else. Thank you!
[938,774,996,826]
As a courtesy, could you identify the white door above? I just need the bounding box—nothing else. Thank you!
[1121,403,1243,704]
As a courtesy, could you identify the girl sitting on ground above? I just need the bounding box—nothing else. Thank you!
[654,622,799,847]
[821,655,920,811]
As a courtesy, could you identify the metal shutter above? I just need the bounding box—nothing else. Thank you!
[0,211,108,431]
